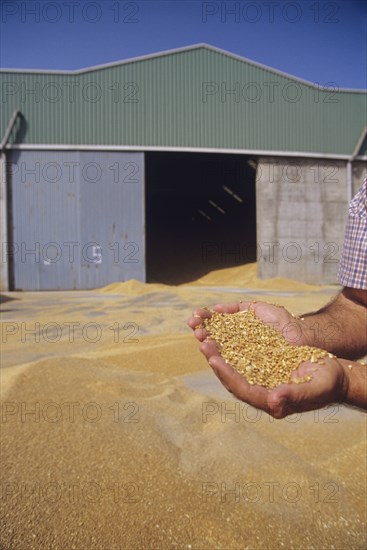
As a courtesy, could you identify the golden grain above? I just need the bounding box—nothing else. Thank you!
[202,310,332,390]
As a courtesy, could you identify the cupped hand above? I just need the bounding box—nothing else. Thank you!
[199,338,347,419]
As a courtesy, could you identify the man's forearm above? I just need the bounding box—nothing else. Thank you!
[300,288,367,359]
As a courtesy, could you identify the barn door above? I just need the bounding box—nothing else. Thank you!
[78,151,145,289]
[9,150,145,290]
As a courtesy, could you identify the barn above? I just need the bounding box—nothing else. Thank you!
[1,44,366,290]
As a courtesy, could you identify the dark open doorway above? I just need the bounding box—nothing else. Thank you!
[145,152,257,284]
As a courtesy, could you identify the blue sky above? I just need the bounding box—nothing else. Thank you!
[0,0,366,89]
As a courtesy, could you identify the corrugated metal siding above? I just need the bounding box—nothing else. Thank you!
[1,45,366,155]
[10,150,145,290]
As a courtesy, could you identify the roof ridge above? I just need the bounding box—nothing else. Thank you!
[0,43,365,93]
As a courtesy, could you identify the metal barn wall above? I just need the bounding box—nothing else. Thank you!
[1,45,366,156]
[9,150,145,290]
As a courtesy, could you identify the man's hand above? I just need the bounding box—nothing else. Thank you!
[198,338,348,419]
[187,300,367,416]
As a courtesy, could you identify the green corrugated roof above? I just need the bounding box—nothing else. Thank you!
[1,44,366,156]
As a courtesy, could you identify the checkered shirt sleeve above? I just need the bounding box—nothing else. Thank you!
[337,176,367,289]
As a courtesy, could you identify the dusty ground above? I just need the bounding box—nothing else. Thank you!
[0,264,366,549]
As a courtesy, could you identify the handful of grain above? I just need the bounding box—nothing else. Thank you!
[202,309,332,389]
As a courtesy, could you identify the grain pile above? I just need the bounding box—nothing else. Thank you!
[1,276,366,550]
[202,309,332,389]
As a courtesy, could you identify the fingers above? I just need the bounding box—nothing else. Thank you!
[213,301,255,314]
[207,355,236,394]
[186,307,212,331]
[193,327,208,341]
[199,339,222,359]
[266,385,296,418]
[187,301,260,330]
[187,303,251,340]
[188,300,291,328]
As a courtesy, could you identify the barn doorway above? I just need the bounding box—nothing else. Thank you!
[145,152,257,284]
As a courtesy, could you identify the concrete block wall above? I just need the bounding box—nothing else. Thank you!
[256,157,354,284]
